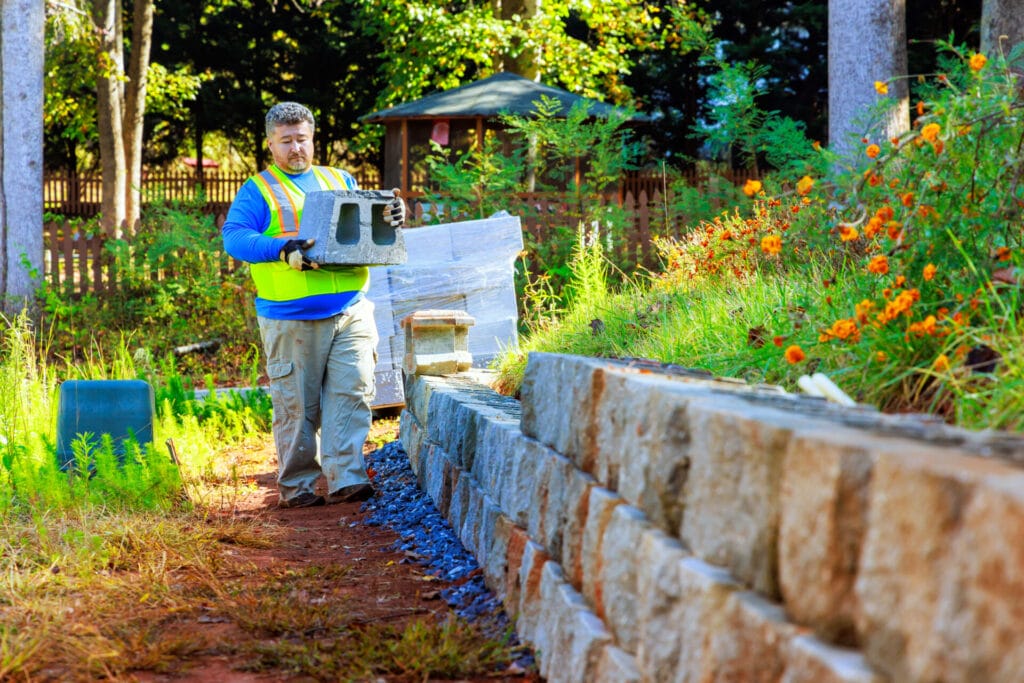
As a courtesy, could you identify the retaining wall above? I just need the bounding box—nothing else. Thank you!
[398,351,1024,683]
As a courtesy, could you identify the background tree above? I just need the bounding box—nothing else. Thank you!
[981,0,1024,55]
[1,0,45,315]
[828,0,909,159]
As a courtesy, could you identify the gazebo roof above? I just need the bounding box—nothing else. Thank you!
[362,71,632,122]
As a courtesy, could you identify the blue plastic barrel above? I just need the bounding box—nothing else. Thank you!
[55,379,155,471]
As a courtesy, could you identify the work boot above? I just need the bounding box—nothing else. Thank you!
[278,491,325,509]
[327,483,374,504]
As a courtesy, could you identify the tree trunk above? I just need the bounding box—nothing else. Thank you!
[93,0,127,235]
[828,0,909,159]
[0,0,45,317]
[981,0,1024,56]
[123,0,154,228]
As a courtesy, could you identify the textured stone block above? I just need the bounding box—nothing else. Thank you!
[778,427,876,644]
[597,504,651,652]
[593,644,641,683]
[399,408,425,475]
[539,563,611,683]
[298,189,407,265]
[580,487,625,621]
[636,555,741,682]
[782,636,886,683]
[515,540,550,649]
[501,436,542,529]
[708,590,802,682]
[680,399,802,597]
[402,309,475,376]
[855,447,1024,683]
[526,445,576,561]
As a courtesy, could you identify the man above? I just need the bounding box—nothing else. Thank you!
[221,101,406,509]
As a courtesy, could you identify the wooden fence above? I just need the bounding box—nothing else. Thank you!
[42,188,712,296]
[42,166,759,295]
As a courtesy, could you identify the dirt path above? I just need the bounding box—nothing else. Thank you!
[133,422,538,683]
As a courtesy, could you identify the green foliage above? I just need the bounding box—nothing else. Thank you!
[499,41,1024,431]
[423,136,525,220]
[39,201,260,383]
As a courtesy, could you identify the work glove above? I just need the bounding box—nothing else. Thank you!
[279,238,318,271]
[384,188,407,227]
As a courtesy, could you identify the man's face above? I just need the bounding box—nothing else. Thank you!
[267,121,314,173]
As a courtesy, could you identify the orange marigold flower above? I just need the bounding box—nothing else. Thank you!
[864,216,884,238]
[812,140,822,151]
[796,175,815,196]
[923,263,937,281]
[995,246,1011,261]
[855,299,876,324]
[743,179,763,197]
[916,101,926,116]
[921,123,941,143]
[866,144,881,159]
[839,225,860,242]
[773,335,785,347]
[720,230,733,241]
[761,234,782,255]
[868,255,890,275]
[821,318,861,343]
[875,351,888,362]
[886,221,903,240]
[874,80,889,95]
[908,315,938,338]
[901,192,915,207]
[876,206,895,222]
[969,53,987,71]
[932,140,944,154]
[868,172,883,187]
[784,345,806,364]
[894,275,906,287]
[890,136,900,146]
[933,354,951,372]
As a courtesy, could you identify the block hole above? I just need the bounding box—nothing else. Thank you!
[371,203,398,245]
[335,203,360,245]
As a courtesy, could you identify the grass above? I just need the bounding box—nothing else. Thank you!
[0,315,524,680]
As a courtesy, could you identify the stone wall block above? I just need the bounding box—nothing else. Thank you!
[782,635,887,683]
[580,487,624,620]
[526,445,576,562]
[597,504,651,652]
[448,466,472,538]
[708,590,802,682]
[422,444,446,510]
[680,401,797,597]
[480,508,514,601]
[502,436,541,528]
[402,369,439,424]
[779,427,875,644]
[562,609,615,683]
[593,644,641,683]
[515,540,551,649]
[503,524,531,616]
[470,413,520,494]
[520,353,607,471]
[538,562,611,683]
[560,468,599,591]
[399,408,425,476]
[855,448,1024,682]
[636,555,741,682]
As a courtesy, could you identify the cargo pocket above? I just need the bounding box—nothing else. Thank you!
[266,361,299,418]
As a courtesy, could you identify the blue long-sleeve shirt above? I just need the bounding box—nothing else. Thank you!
[222,167,363,320]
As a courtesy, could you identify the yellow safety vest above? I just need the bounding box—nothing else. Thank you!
[248,165,368,302]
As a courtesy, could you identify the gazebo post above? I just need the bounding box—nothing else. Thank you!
[401,119,410,194]
[475,117,484,150]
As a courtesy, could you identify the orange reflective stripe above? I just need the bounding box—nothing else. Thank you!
[251,174,284,235]
[264,167,302,235]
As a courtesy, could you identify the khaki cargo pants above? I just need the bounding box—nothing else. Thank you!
[258,297,378,504]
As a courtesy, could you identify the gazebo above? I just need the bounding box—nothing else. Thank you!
[361,72,634,194]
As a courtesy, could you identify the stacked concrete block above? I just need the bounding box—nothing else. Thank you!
[400,346,1024,683]
[366,214,523,407]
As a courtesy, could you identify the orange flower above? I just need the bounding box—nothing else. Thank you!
[874,80,889,95]
[923,263,937,281]
[907,315,938,338]
[866,144,880,159]
[761,234,782,255]
[720,230,734,241]
[969,53,987,72]
[839,225,860,242]
[933,354,951,372]
[894,275,906,287]
[773,335,785,347]
[812,141,822,151]
[867,172,883,187]
[868,255,889,275]
[921,123,941,143]
[901,192,915,207]
[864,216,884,238]
[886,221,903,240]
[875,351,888,362]
[743,179,763,197]
[796,175,815,196]
[916,101,926,116]
[784,345,806,364]
[855,299,876,324]
[819,318,861,343]
[876,206,895,222]
[995,246,1011,261]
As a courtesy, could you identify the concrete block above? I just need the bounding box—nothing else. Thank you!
[298,189,407,265]
[372,367,403,407]
[502,436,542,529]
[402,309,475,376]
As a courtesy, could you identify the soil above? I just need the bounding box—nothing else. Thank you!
[132,420,540,683]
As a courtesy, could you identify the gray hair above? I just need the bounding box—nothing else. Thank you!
[265,102,315,138]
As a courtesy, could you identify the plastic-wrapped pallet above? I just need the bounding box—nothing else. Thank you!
[366,213,523,407]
